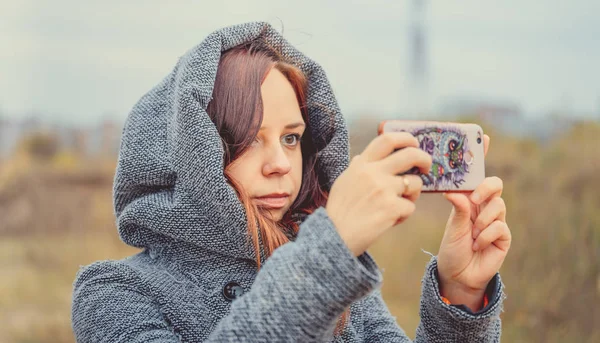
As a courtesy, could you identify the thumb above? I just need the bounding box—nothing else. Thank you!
[443,192,472,223]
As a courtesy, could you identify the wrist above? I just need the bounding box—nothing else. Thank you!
[323,207,363,257]
[439,281,487,312]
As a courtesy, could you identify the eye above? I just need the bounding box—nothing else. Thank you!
[449,159,456,169]
[282,134,301,147]
[448,140,457,151]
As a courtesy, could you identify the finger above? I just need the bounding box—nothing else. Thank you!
[380,147,433,175]
[484,134,490,157]
[393,197,417,225]
[443,192,471,222]
[399,174,423,202]
[362,132,419,162]
[385,174,423,199]
[472,197,507,239]
[473,220,511,252]
[470,176,503,205]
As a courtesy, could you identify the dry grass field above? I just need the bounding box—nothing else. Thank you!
[1,120,598,342]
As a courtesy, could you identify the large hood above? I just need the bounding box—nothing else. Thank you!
[113,22,350,262]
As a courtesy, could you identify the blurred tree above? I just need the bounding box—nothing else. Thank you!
[17,132,59,161]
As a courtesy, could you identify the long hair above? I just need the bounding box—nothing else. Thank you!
[206,38,350,335]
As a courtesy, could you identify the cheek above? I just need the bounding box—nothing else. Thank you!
[292,153,303,189]
[227,154,257,188]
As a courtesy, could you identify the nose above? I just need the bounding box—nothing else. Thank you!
[262,144,292,176]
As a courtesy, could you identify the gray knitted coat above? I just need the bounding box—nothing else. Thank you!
[71,22,505,342]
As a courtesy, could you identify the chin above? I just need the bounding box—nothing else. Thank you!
[257,207,286,222]
[252,198,293,222]
[269,209,285,222]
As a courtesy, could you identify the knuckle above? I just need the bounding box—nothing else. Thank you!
[488,196,500,205]
[408,147,431,166]
[400,199,416,215]
[404,147,420,160]
[422,152,433,167]
[381,132,419,150]
[395,131,416,142]
[405,133,419,146]
[495,197,506,210]
[495,219,508,230]
[481,235,493,244]
[477,230,494,243]
[474,217,484,229]
[494,220,508,231]
[380,133,395,148]
[499,221,511,239]
[413,175,424,189]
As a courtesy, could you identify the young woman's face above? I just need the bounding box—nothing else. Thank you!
[227,68,305,221]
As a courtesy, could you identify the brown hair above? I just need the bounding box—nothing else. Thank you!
[206,38,350,335]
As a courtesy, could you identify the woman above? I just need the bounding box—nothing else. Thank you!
[72,22,511,342]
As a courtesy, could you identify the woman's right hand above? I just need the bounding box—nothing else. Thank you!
[325,132,433,256]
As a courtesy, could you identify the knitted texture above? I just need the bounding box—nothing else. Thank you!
[71,21,505,342]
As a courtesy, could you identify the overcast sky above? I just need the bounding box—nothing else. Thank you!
[1,0,599,124]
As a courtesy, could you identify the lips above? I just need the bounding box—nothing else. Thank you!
[253,193,289,209]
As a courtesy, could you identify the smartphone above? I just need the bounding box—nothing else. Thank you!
[378,120,486,192]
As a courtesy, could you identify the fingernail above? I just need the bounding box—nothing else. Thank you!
[473,242,479,251]
[471,193,480,204]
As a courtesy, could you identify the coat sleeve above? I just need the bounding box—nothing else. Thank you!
[362,255,505,343]
[72,207,383,342]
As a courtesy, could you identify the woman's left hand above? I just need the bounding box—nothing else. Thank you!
[437,135,512,312]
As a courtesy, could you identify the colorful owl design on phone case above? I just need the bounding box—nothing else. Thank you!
[378,120,486,192]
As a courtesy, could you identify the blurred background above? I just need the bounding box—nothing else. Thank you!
[1,0,599,342]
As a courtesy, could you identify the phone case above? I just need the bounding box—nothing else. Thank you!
[378,120,486,192]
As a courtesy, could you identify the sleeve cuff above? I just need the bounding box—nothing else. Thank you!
[421,255,505,319]
[437,269,501,316]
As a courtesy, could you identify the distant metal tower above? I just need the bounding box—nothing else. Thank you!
[408,0,429,117]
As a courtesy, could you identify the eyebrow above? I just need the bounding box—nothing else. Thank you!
[259,122,306,131]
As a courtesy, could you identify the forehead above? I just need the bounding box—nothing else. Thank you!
[260,68,304,128]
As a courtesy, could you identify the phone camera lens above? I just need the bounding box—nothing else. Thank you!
[477,137,482,144]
